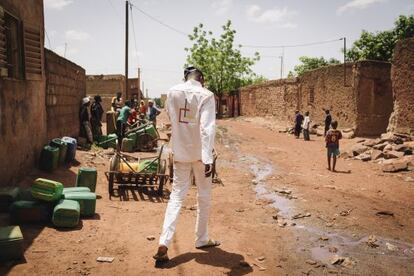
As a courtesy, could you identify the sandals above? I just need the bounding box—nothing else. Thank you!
[196,239,221,249]
[153,246,169,262]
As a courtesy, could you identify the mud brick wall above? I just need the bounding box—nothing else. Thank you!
[240,61,392,136]
[86,75,126,122]
[387,38,414,135]
[299,63,355,129]
[45,49,86,140]
[354,61,392,136]
[0,0,46,186]
[240,79,300,124]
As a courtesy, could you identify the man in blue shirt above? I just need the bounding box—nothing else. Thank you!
[147,99,161,126]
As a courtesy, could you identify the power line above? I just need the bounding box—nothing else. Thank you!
[107,0,122,20]
[129,2,139,65]
[129,3,187,37]
[241,38,342,49]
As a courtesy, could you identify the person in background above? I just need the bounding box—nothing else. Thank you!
[153,66,218,263]
[325,120,342,172]
[302,111,311,141]
[128,106,138,127]
[139,100,147,119]
[90,95,104,141]
[79,97,93,144]
[116,101,132,150]
[294,111,304,139]
[324,109,332,137]
[111,92,123,112]
[147,99,161,126]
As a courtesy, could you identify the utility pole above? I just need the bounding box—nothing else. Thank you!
[125,0,129,101]
[142,81,145,99]
[278,46,285,79]
[341,37,347,86]
[278,55,283,79]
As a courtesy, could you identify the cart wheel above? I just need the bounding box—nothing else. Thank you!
[108,173,114,196]
[138,133,154,151]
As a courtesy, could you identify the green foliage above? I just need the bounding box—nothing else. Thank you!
[154,97,163,108]
[347,15,414,62]
[185,20,261,96]
[289,56,340,77]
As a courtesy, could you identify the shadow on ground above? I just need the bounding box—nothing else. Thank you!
[155,247,253,275]
[0,164,78,275]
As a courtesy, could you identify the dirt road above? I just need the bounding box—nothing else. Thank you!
[1,116,414,275]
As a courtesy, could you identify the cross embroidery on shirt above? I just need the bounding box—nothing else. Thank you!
[179,99,195,124]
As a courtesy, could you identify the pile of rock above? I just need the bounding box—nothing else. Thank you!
[344,133,414,173]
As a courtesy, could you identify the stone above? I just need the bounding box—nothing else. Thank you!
[351,144,370,156]
[256,256,266,262]
[292,213,311,219]
[384,144,394,151]
[356,139,366,143]
[306,259,317,265]
[382,160,408,172]
[394,144,413,155]
[342,131,355,139]
[371,149,384,160]
[146,236,156,241]
[356,153,371,161]
[404,141,414,148]
[362,139,380,147]
[339,152,351,159]
[342,128,354,133]
[330,255,345,265]
[384,150,405,159]
[373,142,389,150]
[405,176,414,182]
[386,243,398,251]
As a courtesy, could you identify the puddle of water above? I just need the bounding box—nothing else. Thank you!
[220,133,414,267]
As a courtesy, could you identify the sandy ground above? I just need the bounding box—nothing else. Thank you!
[1,114,414,276]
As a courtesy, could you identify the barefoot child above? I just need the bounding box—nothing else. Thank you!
[325,121,342,172]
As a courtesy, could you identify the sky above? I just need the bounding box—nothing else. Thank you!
[44,0,414,98]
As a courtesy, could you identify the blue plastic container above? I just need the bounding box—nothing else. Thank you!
[62,137,77,163]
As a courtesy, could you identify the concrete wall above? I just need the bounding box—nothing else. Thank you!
[0,0,46,186]
[240,61,393,136]
[387,38,414,135]
[45,49,86,140]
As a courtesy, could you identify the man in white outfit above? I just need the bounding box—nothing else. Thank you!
[154,66,219,262]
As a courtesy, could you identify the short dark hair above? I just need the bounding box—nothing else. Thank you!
[94,95,102,102]
[325,110,330,114]
[305,111,309,116]
[125,100,132,107]
[331,120,338,129]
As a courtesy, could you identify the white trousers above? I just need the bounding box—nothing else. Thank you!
[159,161,212,248]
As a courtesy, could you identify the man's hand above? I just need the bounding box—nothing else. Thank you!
[205,164,213,177]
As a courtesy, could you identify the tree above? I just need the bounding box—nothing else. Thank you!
[185,20,262,115]
[346,15,414,62]
[288,56,340,77]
